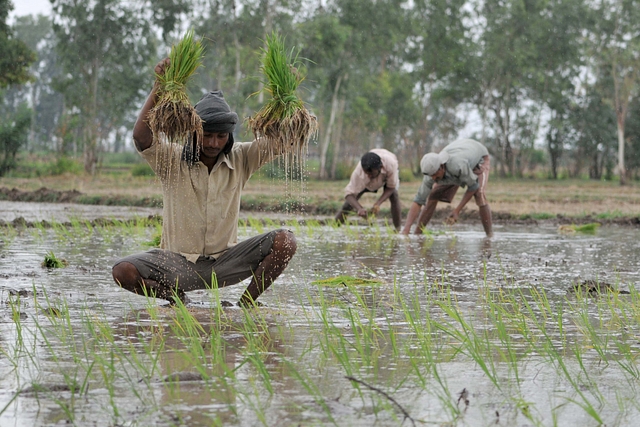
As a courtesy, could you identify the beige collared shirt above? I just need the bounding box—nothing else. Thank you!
[141,139,277,263]
[344,148,399,197]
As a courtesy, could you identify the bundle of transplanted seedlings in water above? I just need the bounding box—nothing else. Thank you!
[248,32,317,172]
[147,29,204,168]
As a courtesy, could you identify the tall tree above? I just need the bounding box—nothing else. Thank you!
[534,0,586,178]
[193,0,303,137]
[0,0,35,88]
[470,0,577,176]
[0,100,30,176]
[0,0,35,174]
[51,0,155,173]
[12,14,63,151]
[333,0,418,164]
[151,0,191,43]
[299,7,351,178]
[405,0,474,173]
[624,95,640,178]
[588,0,640,185]
[568,87,617,179]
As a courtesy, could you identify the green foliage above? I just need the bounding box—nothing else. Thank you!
[568,89,617,180]
[101,152,141,165]
[0,0,35,88]
[51,0,155,173]
[519,213,556,220]
[255,159,305,180]
[399,167,417,183]
[9,0,640,181]
[559,223,601,234]
[131,162,154,177]
[331,162,353,181]
[42,251,68,268]
[11,14,63,152]
[144,231,162,248]
[0,102,31,176]
[4,153,84,178]
[150,0,190,43]
[48,156,83,175]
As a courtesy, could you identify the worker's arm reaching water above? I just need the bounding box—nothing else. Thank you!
[334,148,402,231]
[402,139,493,237]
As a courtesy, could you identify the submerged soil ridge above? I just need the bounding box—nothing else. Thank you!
[0,186,161,207]
[1,186,639,227]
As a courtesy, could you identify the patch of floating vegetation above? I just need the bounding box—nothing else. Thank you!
[558,222,601,234]
[144,231,162,248]
[41,251,68,269]
[311,275,382,287]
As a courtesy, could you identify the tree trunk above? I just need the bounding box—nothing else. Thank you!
[329,97,346,179]
[591,150,600,179]
[319,74,343,179]
[84,58,100,174]
[494,105,511,178]
[617,116,626,185]
[547,131,560,179]
[232,0,241,92]
[257,0,273,105]
[28,84,39,150]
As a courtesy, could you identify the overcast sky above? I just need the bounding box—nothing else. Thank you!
[9,0,52,19]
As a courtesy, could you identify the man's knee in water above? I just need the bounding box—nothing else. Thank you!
[112,261,142,291]
[273,229,297,259]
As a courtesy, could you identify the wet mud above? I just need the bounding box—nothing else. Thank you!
[0,203,639,426]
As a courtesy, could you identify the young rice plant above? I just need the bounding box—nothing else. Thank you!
[148,29,204,153]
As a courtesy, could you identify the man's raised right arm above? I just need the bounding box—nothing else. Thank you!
[132,58,169,152]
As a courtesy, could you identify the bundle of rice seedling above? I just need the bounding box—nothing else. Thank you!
[248,32,317,150]
[148,29,204,150]
[558,222,601,234]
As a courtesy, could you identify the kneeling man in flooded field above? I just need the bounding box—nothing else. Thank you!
[334,148,402,231]
[401,138,493,237]
[112,58,297,307]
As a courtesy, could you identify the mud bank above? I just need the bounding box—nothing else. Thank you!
[1,186,639,227]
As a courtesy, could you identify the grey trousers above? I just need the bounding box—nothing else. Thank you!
[113,230,281,293]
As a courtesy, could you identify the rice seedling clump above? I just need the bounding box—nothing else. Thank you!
[558,222,601,234]
[147,29,204,152]
[42,251,68,268]
[248,32,317,152]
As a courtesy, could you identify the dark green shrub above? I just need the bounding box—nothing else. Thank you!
[48,157,83,175]
[131,162,154,177]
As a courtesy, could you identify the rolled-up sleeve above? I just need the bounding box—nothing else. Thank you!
[139,142,182,181]
[344,164,366,197]
[382,155,399,189]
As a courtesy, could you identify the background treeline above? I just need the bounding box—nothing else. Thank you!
[2,0,640,183]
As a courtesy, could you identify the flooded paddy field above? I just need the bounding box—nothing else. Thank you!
[1,204,640,426]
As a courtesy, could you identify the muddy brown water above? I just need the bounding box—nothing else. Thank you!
[0,201,639,426]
